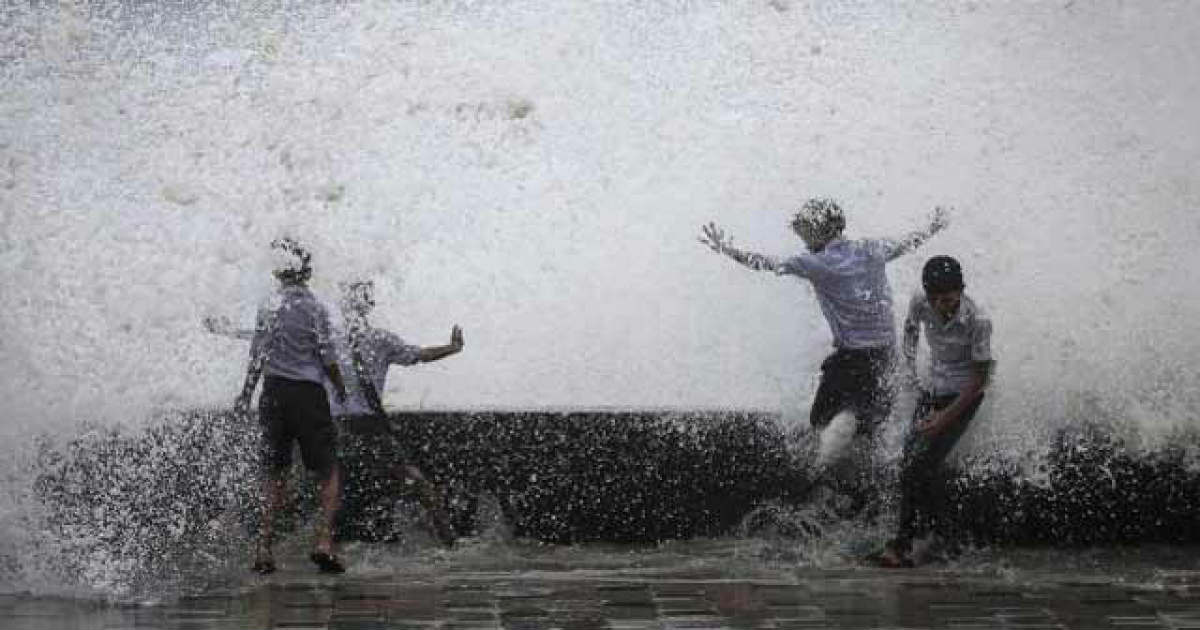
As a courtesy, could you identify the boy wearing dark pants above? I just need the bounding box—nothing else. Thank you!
[334,279,464,546]
[699,199,947,497]
[236,238,348,574]
[882,255,993,567]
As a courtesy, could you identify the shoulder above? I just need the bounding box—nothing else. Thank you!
[853,238,892,259]
[959,295,992,329]
[906,290,931,318]
[780,251,818,275]
[370,328,408,351]
[959,294,988,319]
[787,239,848,268]
[378,328,405,345]
[294,287,329,311]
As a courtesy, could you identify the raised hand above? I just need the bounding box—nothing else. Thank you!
[698,222,730,254]
[203,315,232,335]
[929,206,951,234]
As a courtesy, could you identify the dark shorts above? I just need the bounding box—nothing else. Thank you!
[809,346,895,437]
[259,376,337,479]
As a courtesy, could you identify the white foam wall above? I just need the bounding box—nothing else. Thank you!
[2,1,1198,448]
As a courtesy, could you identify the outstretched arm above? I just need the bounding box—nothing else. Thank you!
[234,310,269,414]
[203,315,255,341]
[234,354,264,415]
[901,312,921,389]
[419,325,465,363]
[697,222,782,272]
[884,207,950,261]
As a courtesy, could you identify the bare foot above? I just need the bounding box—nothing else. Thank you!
[879,549,913,568]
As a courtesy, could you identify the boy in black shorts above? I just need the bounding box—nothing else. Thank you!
[235,238,348,574]
[700,200,947,501]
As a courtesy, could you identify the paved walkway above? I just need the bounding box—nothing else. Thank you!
[4,546,1200,630]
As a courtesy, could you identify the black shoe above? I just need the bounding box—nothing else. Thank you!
[251,558,276,575]
[309,551,346,574]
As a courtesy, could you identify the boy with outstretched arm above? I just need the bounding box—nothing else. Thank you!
[204,276,465,547]
[698,200,947,492]
[335,279,465,546]
[236,237,348,575]
[881,255,993,568]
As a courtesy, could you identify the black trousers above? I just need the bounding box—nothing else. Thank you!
[810,346,896,440]
[891,391,984,553]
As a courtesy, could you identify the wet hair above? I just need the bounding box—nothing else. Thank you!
[270,237,312,283]
[791,198,846,242]
[922,255,964,293]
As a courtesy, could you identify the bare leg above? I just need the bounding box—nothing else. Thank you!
[255,476,284,570]
[313,465,341,555]
[404,465,455,547]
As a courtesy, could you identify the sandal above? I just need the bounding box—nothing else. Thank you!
[309,551,346,574]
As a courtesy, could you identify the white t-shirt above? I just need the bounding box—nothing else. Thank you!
[778,238,903,350]
[329,326,421,416]
[249,284,337,385]
[903,292,994,396]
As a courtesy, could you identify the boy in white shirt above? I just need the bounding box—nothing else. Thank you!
[335,280,464,546]
[699,199,946,489]
[881,255,993,568]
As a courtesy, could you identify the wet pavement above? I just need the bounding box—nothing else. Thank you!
[4,544,1200,630]
[7,556,1200,624]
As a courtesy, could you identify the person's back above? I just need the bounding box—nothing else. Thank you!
[235,237,348,575]
[781,237,899,351]
[252,283,337,384]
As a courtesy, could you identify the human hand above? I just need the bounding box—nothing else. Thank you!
[203,315,232,335]
[698,222,730,254]
[929,206,951,234]
[450,325,464,352]
[916,409,948,437]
